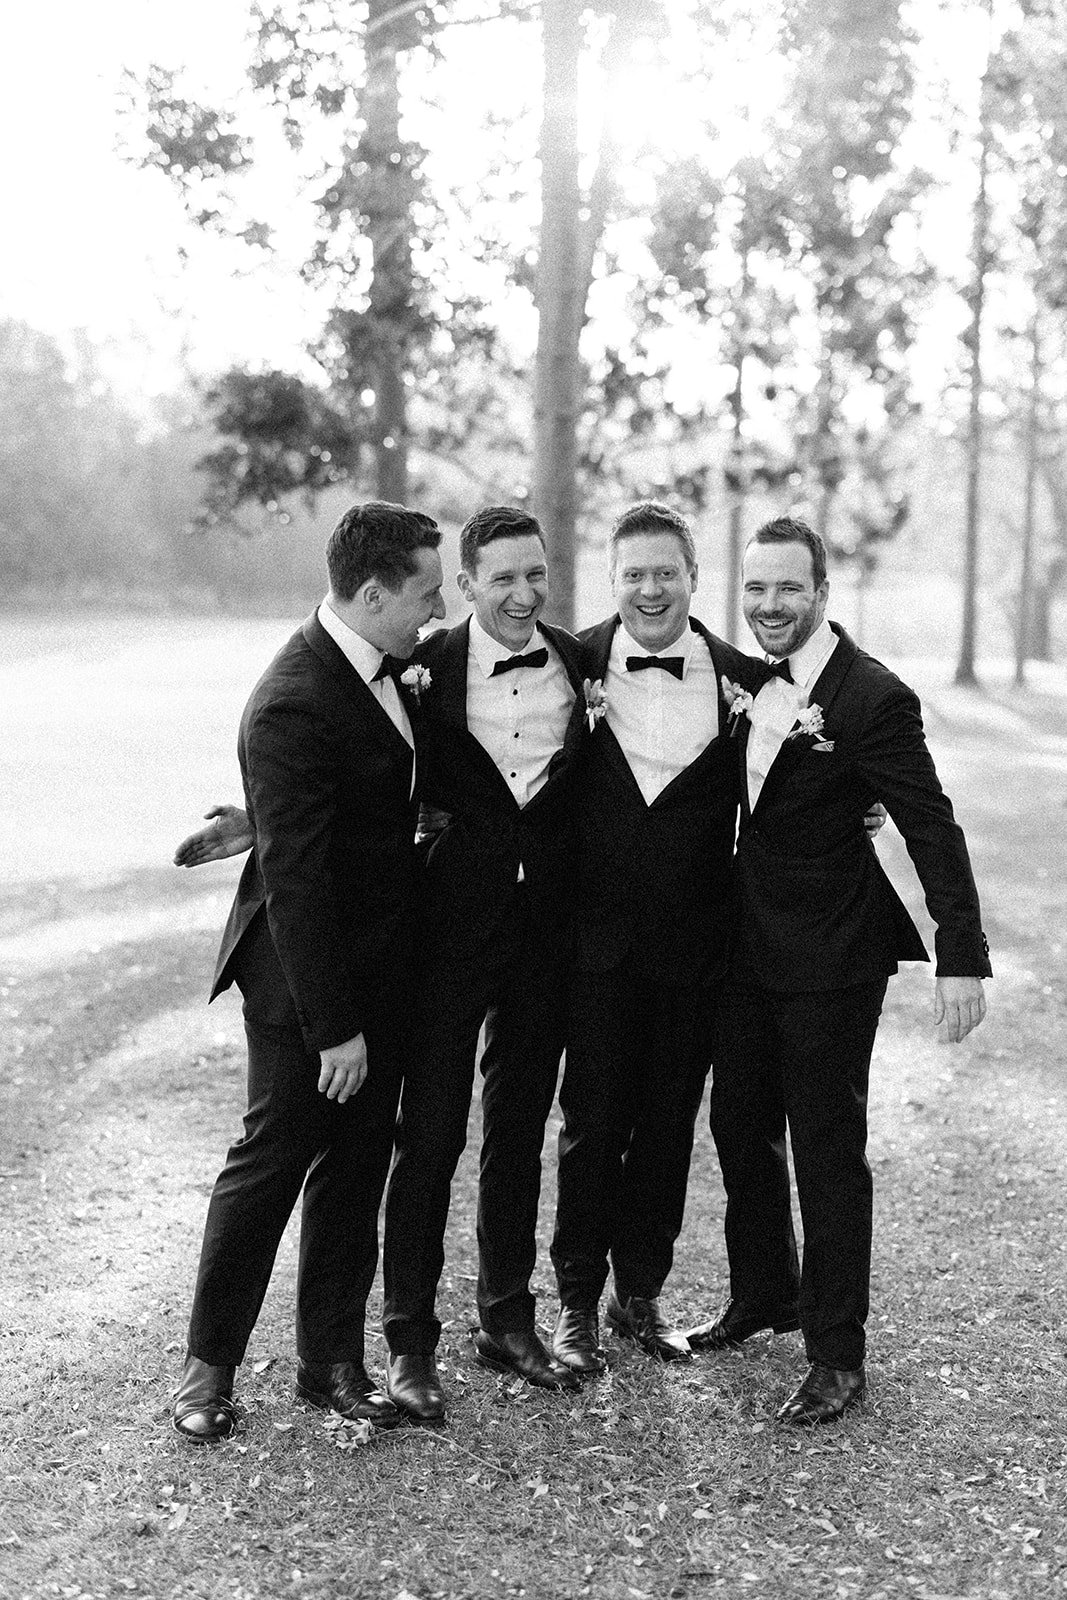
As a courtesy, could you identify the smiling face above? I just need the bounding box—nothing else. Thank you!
[612,531,697,652]
[370,545,447,658]
[741,539,828,659]
[457,533,549,651]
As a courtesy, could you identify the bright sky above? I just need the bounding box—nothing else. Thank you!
[0,1,312,392]
[0,0,993,404]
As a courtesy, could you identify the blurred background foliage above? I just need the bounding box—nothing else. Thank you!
[3,0,1067,679]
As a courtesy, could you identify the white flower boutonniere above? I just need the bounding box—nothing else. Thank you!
[787,702,834,750]
[583,677,608,733]
[400,663,432,702]
[721,675,754,738]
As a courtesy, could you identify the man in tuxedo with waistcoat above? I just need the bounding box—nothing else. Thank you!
[549,501,766,1375]
[172,501,446,1443]
[381,505,590,1420]
[687,514,990,1424]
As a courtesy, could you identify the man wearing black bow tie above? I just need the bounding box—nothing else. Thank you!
[687,514,990,1425]
[172,502,445,1443]
[173,507,587,1421]
[381,505,590,1416]
[549,501,764,1373]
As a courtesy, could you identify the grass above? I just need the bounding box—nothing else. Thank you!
[1,632,1066,1599]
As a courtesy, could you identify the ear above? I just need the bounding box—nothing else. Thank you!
[456,568,474,604]
[359,577,383,612]
[690,563,699,596]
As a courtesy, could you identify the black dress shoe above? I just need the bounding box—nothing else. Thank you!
[295,1361,399,1429]
[173,1355,239,1444]
[605,1294,691,1362]
[685,1297,800,1352]
[474,1328,581,1391]
[776,1362,866,1425]
[386,1351,447,1426]
[552,1307,606,1376]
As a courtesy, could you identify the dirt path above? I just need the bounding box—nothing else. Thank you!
[1,638,1065,1600]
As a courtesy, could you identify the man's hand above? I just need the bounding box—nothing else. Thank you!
[934,977,987,1043]
[318,1034,368,1102]
[173,804,254,868]
[864,802,888,839]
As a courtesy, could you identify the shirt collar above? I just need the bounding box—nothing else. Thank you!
[468,613,544,679]
[318,598,386,685]
[612,615,697,675]
[774,617,836,692]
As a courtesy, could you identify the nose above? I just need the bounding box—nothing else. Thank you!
[512,580,537,608]
[639,573,662,596]
[431,594,446,620]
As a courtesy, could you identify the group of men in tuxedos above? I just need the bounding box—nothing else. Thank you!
[171,497,989,1445]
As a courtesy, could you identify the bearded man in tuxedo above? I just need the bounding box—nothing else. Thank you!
[172,501,445,1443]
[687,514,990,1425]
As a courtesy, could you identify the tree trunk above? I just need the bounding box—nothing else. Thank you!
[724,354,745,646]
[533,0,583,629]
[813,347,836,550]
[1014,310,1042,688]
[363,8,410,504]
[955,45,993,687]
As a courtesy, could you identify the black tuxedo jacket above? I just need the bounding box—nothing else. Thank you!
[571,615,761,987]
[410,618,588,957]
[734,622,991,991]
[210,612,420,1051]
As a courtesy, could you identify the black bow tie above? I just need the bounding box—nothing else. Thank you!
[491,647,549,676]
[626,654,685,680]
[372,655,400,684]
[766,657,793,684]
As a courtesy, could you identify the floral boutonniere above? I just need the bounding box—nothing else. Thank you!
[400,663,432,703]
[583,677,608,733]
[721,676,754,738]
[787,702,834,751]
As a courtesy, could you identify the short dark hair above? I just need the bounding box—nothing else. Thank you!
[459,505,545,574]
[610,501,697,575]
[326,501,441,600]
[748,515,827,589]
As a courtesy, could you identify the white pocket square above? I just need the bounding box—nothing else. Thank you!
[811,740,835,753]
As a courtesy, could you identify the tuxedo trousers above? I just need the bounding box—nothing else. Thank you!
[551,961,717,1308]
[382,883,569,1352]
[710,975,888,1371]
[187,910,406,1366]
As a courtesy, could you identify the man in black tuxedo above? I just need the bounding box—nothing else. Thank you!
[549,501,765,1375]
[175,507,589,1422]
[172,501,445,1443]
[382,506,589,1419]
[688,514,990,1424]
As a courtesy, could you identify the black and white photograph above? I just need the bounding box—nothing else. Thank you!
[1,2,1064,1597]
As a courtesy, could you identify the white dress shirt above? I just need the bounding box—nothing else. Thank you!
[465,615,575,809]
[604,619,719,805]
[318,600,415,797]
[746,617,837,811]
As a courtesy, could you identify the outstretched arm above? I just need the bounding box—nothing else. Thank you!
[173,804,253,867]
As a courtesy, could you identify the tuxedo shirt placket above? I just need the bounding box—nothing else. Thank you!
[465,616,575,810]
[604,622,718,805]
[745,618,837,813]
